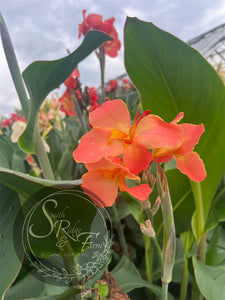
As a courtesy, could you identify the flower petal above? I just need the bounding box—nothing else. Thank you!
[176,123,205,155]
[89,99,130,134]
[119,177,151,201]
[82,170,118,207]
[175,151,206,182]
[135,115,182,149]
[73,128,123,163]
[123,141,152,175]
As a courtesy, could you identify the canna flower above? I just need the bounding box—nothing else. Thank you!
[64,68,80,89]
[59,89,76,116]
[10,113,19,122]
[78,10,121,58]
[105,80,118,94]
[73,99,183,175]
[82,156,152,207]
[1,118,12,127]
[153,112,206,182]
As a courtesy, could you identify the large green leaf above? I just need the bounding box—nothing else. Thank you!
[193,257,225,300]
[124,17,225,230]
[0,184,22,300]
[19,30,112,153]
[206,186,225,231]
[4,272,66,300]
[112,255,174,299]
[0,167,81,199]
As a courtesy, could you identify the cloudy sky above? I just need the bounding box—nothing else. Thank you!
[1,0,225,116]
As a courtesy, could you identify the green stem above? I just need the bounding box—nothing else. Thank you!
[191,182,205,243]
[111,204,129,257]
[144,206,163,269]
[56,286,81,300]
[70,89,89,134]
[180,255,188,300]
[34,127,54,180]
[144,235,153,283]
[191,182,206,300]
[99,46,105,104]
[162,282,168,300]
[0,11,29,119]
[152,236,163,269]
[197,234,207,263]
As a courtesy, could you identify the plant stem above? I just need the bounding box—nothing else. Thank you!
[144,206,163,270]
[70,89,89,134]
[56,286,81,300]
[191,182,205,244]
[111,203,129,257]
[162,282,168,300]
[0,12,29,119]
[180,255,188,300]
[98,46,105,104]
[191,182,206,300]
[34,127,54,180]
[197,234,207,263]
[144,235,153,283]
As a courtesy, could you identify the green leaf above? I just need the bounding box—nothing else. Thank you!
[0,167,81,199]
[4,272,66,300]
[193,257,225,300]
[124,17,225,231]
[112,255,174,299]
[206,186,225,231]
[0,184,22,300]
[19,30,112,153]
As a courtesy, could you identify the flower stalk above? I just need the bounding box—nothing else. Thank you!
[157,164,176,299]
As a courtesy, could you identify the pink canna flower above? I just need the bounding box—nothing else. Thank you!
[73,99,183,175]
[82,156,152,207]
[153,112,206,182]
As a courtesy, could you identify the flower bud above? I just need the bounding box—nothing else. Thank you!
[151,196,161,216]
[140,219,155,237]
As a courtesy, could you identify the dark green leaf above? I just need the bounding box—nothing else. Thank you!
[0,184,22,300]
[112,255,174,299]
[0,167,81,199]
[4,272,66,300]
[125,17,225,231]
[206,186,225,231]
[19,30,112,153]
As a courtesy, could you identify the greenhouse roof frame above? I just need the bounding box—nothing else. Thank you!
[187,23,225,69]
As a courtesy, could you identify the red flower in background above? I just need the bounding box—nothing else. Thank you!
[88,87,100,112]
[105,80,118,94]
[78,10,121,58]
[64,68,80,89]
[1,118,12,127]
[10,113,19,122]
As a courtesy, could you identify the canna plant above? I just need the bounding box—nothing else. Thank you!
[0,9,225,300]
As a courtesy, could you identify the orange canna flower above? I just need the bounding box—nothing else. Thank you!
[153,112,206,182]
[59,89,76,116]
[73,99,183,175]
[82,156,152,207]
